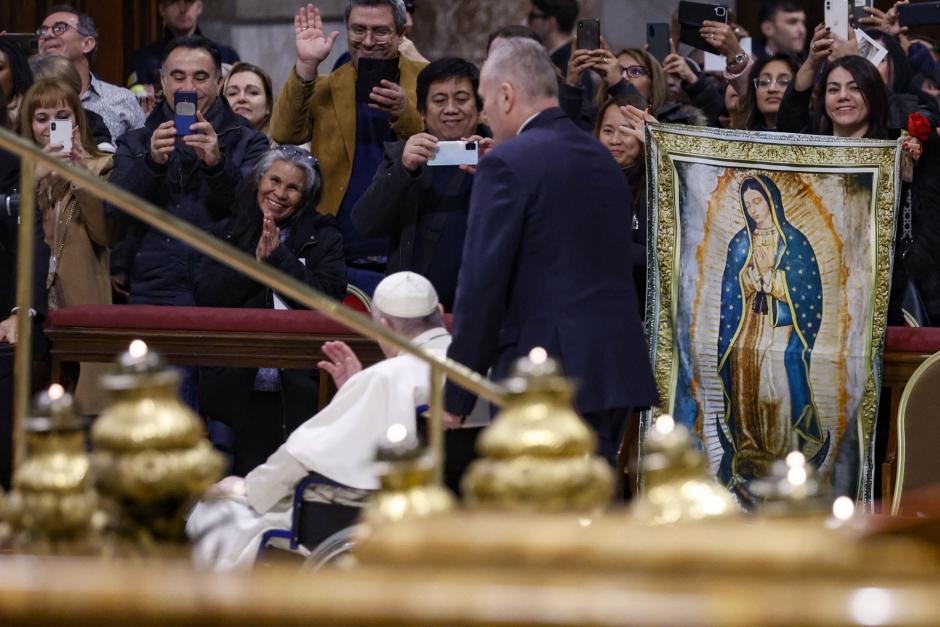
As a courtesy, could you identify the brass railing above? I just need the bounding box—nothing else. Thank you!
[0,127,506,482]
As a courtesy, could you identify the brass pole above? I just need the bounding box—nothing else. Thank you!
[429,365,444,485]
[12,157,36,470]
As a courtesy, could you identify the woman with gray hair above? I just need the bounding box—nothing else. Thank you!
[195,145,347,475]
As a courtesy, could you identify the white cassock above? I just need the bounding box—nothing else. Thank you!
[186,328,452,570]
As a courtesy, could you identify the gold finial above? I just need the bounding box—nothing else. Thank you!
[461,350,613,512]
[632,414,740,524]
[91,341,223,545]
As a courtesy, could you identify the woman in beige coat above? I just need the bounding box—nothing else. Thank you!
[20,78,113,411]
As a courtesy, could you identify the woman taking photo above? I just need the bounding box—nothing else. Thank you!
[19,78,112,411]
[196,145,347,475]
[222,62,274,139]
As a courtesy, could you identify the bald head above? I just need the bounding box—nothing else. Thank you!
[480,38,559,143]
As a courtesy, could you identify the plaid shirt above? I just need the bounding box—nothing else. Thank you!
[82,75,146,143]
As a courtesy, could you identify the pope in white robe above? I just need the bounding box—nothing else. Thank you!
[186,272,451,570]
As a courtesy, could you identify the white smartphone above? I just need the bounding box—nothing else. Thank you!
[427,140,479,167]
[49,119,73,152]
[825,0,850,40]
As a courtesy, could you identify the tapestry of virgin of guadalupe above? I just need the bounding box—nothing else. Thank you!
[643,124,899,508]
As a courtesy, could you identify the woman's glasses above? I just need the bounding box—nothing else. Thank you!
[621,65,649,79]
[754,77,792,90]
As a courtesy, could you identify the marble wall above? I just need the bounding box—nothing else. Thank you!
[198,0,736,92]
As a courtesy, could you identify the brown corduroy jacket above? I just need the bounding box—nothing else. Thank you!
[270,56,427,216]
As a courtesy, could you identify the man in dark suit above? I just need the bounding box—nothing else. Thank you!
[443,38,659,466]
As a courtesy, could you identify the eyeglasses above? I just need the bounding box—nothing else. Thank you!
[621,65,649,79]
[36,21,89,39]
[274,145,320,168]
[753,76,792,89]
[348,24,394,43]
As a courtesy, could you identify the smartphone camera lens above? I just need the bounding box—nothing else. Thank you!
[465,142,475,150]
[51,122,56,131]
[716,7,727,17]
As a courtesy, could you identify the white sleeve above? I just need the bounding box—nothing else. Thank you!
[244,446,310,514]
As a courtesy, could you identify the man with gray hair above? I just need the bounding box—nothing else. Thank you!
[444,39,659,467]
[271,2,426,296]
[37,5,145,141]
[187,271,451,570]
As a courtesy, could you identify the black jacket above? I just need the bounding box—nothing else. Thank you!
[351,137,476,308]
[195,207,347,461]
[109,97,269,305]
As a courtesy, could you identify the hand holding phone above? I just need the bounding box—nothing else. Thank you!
[576,18,600,51]
[678,1,730,54]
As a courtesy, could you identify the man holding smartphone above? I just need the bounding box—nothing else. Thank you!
[109,36,269,307]
[270,1,426,296]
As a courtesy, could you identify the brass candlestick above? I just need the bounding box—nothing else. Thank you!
[92,341,223,544]
[461,349,613,512]
[632,415,740,524]
[6,384,100,553]
[361,425,455,527]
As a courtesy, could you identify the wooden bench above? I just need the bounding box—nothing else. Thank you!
[45,305,386,410]
[45,306,940,506]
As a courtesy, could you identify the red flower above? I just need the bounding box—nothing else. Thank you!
[907,112,931,142]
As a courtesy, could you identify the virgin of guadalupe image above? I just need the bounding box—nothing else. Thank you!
[716,174,830,492]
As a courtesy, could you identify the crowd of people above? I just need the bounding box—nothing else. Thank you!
[1,0,939,564]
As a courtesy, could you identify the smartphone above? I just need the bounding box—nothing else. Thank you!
[576,18,601,51]
[899,1,940,27]
[0,33,39,58]
[174,90,198,135]
[356,57,400,103]
[647,22,671,63]
[49,119,72,152]
[678,1,729,55]
[851,0,874,26]
[427,141,479,167]
[825,0,850,40]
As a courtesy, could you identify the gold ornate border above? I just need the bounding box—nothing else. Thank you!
[642,124,900,504]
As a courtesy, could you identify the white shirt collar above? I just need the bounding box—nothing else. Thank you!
[518,112,541,135]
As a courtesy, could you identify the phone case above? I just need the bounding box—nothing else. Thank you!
[427,141,479,167]
[825,0,850,40]
[174,90,198,135]
[647,23,671,63]
[50,120,72,152]
[898,1,940,27]
[678,1,729,55]
[577,19,600,51]
[356,58,401,103]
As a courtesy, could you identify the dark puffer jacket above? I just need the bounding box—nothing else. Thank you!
[109,97,269,305]
[195,206,347,473]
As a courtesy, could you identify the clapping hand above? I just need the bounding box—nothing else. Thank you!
[294,3,339,81]
[318,340,362,389]
[255,213,281,261]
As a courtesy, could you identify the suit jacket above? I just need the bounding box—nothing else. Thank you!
[269,56,426,217]
[444,108,659,416]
